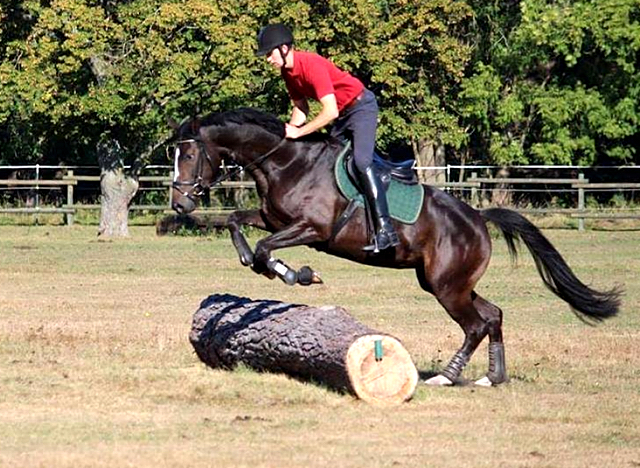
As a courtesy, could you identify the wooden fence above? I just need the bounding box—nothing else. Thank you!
[467,173,640,230]
[0,171,256,226]
[1,169,639,230]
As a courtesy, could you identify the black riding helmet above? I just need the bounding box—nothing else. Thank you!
[256,23,293,56]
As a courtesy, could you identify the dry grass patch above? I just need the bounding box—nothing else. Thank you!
[1,225,639,468]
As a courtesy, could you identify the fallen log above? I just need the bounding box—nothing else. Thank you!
[189,293,418,405]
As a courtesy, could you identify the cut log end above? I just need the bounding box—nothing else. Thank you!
[346,335,418,405]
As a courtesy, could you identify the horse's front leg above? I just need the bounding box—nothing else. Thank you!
[226,209,268,267]
[253,221,324,286]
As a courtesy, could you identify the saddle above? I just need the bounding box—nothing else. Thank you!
[344,149,419,188]
[334,143,424,225]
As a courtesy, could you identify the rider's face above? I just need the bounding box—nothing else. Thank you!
[266,46,287,69]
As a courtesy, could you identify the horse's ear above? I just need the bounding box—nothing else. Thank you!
[167,117,180,130]
[190,117,201,135]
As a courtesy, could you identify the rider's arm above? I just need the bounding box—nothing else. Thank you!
[289,99,309,127]
[286,94,339,139]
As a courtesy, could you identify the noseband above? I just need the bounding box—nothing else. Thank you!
[172,136,287,200]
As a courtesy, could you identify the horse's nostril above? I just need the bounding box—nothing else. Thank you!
[173,196,196,214]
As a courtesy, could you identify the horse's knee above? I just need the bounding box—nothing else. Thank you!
[254,240,268,258]
[226,211,240,227]
[483,308,501,330]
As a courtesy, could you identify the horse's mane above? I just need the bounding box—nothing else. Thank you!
[200,108,286,138]
[192,107,335,143]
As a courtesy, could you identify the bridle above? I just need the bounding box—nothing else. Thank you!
[171,138,216,200]
[172,136,287,200]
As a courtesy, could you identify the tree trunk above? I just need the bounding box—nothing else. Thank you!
[98,168,138,237]
[458,146,469,183]
[97,138,138,238]
[190,294,418,406]
[492,167,512,206]
[412,137,446,185]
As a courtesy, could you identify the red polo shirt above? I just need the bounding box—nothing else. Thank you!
[281,51,364,113]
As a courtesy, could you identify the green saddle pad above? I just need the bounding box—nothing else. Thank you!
[334,149,423,225]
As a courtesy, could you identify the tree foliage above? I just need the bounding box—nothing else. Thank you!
[1,0,263,167]
[459,0,640,165]
[0,0,638,167]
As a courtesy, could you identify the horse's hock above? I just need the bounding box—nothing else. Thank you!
[190,294,418,405]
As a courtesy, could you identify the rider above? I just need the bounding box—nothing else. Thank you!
[256,23,399,253]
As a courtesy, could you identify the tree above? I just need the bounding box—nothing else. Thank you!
[0,1,44,164]
[4,0,261,236]
[366,0,473,182]
[458,0,640,166]
[1,0,637,232]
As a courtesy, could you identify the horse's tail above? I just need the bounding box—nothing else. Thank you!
[481,207,621,322]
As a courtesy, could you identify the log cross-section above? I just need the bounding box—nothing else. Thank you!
[189,294,418,405]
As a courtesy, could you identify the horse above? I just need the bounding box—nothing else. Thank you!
[170,107,622,387]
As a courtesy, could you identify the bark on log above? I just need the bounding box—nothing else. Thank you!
[190,293,418,405]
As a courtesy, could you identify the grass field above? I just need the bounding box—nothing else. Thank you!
[1,225,638,468]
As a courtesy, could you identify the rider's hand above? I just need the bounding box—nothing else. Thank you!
[285,123,303,139]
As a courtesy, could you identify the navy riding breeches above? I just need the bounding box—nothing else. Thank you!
[330,89,378,173]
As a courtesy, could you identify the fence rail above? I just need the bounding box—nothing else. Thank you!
[1,167,638,230]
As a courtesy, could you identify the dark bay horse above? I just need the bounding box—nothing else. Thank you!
[170,107,621,387]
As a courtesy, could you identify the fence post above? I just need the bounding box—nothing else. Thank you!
[66,170,75,226]
[470,172,478,208]
[35,164,40,225]
[578,173,585,232]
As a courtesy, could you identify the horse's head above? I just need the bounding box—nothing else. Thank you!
[170,108,288,214]
[170,117,223,214]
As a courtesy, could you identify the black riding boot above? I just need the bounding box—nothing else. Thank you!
[359,165,400,252]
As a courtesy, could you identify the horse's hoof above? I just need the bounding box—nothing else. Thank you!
[474,376,493,387]
[424,375,454,386]
[297,266,323,286]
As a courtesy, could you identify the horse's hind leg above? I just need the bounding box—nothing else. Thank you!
[425,289,491,386]
[472,294,507,386]
[425,290,507,386]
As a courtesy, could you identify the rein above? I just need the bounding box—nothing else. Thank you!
[209,137,287,187]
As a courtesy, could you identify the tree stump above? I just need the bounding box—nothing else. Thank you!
[189,293,418,405]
